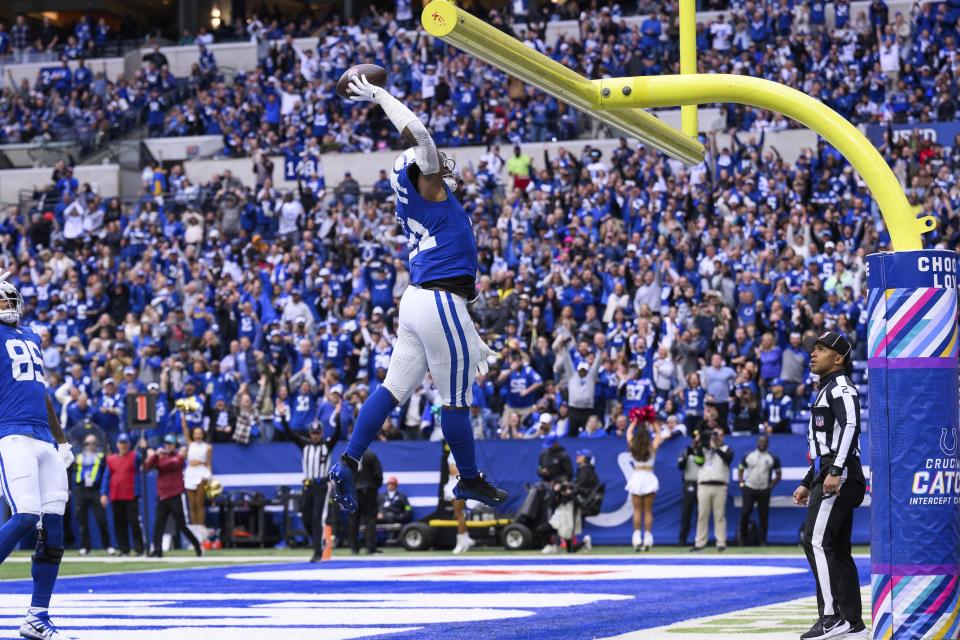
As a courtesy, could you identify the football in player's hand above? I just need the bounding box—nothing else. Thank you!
[336,64,388,100]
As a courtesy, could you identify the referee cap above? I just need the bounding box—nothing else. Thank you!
[815,331,852,360]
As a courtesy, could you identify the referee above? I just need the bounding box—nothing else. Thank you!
[281,411,338,563]
[793,332,867,640]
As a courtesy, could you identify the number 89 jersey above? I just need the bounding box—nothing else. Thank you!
[390,149,478,286]
[0,324,54,443]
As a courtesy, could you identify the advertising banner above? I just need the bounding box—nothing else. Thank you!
[866,250,960,640]
[211,434,871,546]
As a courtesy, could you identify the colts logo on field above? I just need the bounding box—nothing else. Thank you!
[814,415,825,428]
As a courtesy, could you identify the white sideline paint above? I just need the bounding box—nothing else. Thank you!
[602,586,872,640]
[227,563,805,582]
[0,592,630,639]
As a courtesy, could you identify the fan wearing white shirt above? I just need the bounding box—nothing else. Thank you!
[709,16,733,51]
[61,196,86,244]
[277,192,305,242]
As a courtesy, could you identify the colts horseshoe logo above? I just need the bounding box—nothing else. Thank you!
[940,427,958,457]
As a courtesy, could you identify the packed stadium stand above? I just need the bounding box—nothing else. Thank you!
[0,0,957,452]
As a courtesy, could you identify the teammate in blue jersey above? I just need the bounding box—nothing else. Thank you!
[329,73,506,511]
[0,275,76,639]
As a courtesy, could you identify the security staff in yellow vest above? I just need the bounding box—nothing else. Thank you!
[72,434,115,555]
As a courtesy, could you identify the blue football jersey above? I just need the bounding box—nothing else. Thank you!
[0,324,54,443]
[623,378,654,412]
[390,149,478,285]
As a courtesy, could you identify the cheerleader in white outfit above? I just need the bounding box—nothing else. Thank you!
[625,406,662,551]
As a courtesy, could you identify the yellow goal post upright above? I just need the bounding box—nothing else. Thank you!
[421,0,931,251]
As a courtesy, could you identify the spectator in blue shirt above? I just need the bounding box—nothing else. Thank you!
[762,380,794,434]
[681,372,706,435]
[498,351,543,434]
[289,380,319,434]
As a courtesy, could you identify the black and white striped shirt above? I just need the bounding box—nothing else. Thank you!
[802,370,862,486]
[300,442,331,482]
[281,418,337,482]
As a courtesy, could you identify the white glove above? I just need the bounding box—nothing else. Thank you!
[0,270,10,283]
[58,442,75,469]
[347,74,383,103]
[477,339,500,376]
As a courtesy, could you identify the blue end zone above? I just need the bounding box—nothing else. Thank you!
[0,556,872,639]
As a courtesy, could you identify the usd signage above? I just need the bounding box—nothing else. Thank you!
[864,120,960,147]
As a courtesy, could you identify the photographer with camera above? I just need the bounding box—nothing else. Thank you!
[677,430,703,546]
[540,449,598,554]
[692,426,734,552]
[538,434,572,484]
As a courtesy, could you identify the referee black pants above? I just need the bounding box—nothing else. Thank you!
[301,482,327,555]
[800,479,866,623]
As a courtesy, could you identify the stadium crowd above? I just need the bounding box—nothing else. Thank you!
[6,114,959,451]
[2,0,960,152]
[160,0,960,157]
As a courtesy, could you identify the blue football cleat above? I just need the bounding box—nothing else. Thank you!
[452,473,508,507]
[329,461,358,513]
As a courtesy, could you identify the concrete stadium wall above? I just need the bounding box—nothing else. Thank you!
[144,136,226,162]
[139,35,381,79]
[0,164,120,205]
[145,41,258,78]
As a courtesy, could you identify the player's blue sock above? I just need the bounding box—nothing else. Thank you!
[0,513,39,563]
[31,513,64,609]
[441,407,478,480]
[344,386,398,461]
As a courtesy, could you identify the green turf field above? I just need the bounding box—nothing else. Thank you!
[0,545,870,580]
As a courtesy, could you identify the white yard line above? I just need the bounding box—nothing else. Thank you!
[600,586,871,640]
